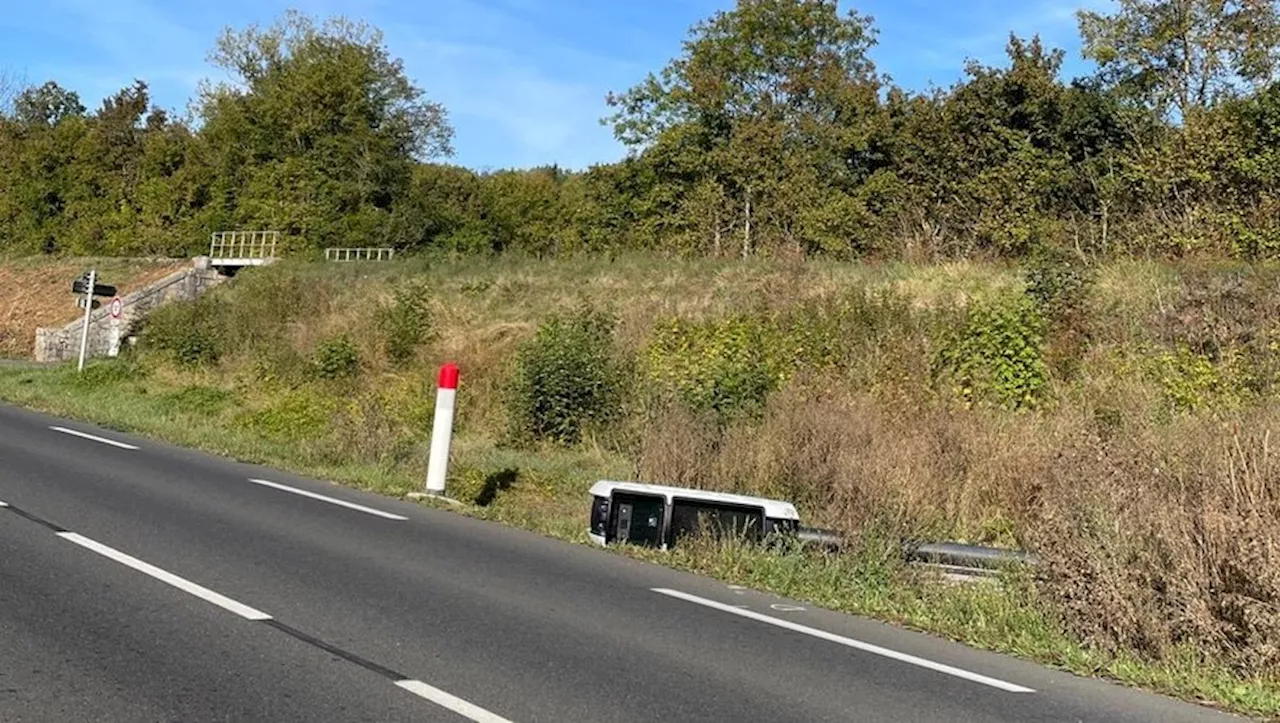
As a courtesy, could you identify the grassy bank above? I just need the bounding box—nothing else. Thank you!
[2,253,1279,718]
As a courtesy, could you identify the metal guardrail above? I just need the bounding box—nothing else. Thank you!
[797,527,1037,574]
[324,247,395,262]
[209,231,279,261]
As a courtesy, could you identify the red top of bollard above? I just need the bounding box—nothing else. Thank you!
[438,362,460,390]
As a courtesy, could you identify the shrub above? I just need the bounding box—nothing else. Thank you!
[934,295,1049,410]
[645,314,784,419]
[378,279,434,365]
[311,334,361,380]
[1022,245,1094,319]
[221,263,317,352]
[508,304,626,446]
[143,297,225,367]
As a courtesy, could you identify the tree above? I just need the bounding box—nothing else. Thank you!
[12,81,85,126]
[605,0,885,256]
[1079,0,1280,118]
[198,10,453,250]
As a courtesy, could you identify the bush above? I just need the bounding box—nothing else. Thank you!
[143,297,225,367]
[378,279,434,365]
[1022,245,1094,318]
[312,334,360,380]
[934,295,1049,410]
[645,315,785,419]
[508,305,626,446]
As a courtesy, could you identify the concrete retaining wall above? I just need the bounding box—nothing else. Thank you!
[34,258,227,363]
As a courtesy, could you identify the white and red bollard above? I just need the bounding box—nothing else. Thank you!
[425,362,459,495]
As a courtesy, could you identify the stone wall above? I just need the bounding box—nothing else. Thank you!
[34,258,227,363]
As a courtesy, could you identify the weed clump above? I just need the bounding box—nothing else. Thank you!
[934,295,1049,409]
[311,334,360,380]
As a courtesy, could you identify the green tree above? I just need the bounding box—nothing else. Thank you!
[12,81,85,127]
[1079,0,1280,117]
[198,10,453,251]
[606,0,885,257]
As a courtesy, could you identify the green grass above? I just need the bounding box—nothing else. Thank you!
[1,359,1278,720]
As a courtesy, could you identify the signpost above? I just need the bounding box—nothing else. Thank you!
[76,270,96,372]
[72,270,119,371]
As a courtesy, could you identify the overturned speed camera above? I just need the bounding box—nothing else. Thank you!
[587,480,800,550]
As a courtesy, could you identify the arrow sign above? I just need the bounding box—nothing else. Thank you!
[72,280,117,297]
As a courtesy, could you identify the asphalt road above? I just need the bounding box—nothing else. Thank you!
[0,403,1247,722]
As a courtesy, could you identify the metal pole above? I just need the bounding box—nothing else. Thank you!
[77,269,95,372]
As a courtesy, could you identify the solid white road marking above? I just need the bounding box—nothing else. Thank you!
[652,588,1035,694]
[50,426,139,450]
[57,532,272,621]
[248,479,408,521]
[395,680,515,723]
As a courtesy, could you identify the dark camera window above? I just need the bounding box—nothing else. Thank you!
[669,498,764,545]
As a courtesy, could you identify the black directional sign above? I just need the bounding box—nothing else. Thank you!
[72,279,117,297]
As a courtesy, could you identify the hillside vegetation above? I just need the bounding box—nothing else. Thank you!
[3,253,1280,715]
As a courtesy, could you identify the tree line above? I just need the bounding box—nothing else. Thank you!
[4,1,1280,260]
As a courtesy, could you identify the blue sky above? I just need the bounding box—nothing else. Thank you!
[0,0,1107,170]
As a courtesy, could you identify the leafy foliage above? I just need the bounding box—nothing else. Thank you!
[311,335,361,380]
[645,315,786,419]
[1023,245,1095,318]
[508,305,626,446]
[143,297,226,368]
[935,296,1050,409]
[6,3,1280,260]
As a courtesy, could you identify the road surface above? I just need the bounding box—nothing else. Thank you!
[0,404,1245,722]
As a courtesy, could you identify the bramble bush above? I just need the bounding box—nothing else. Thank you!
[645,315,784,420]
[311,334,361,380]
[143,297,226,368]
